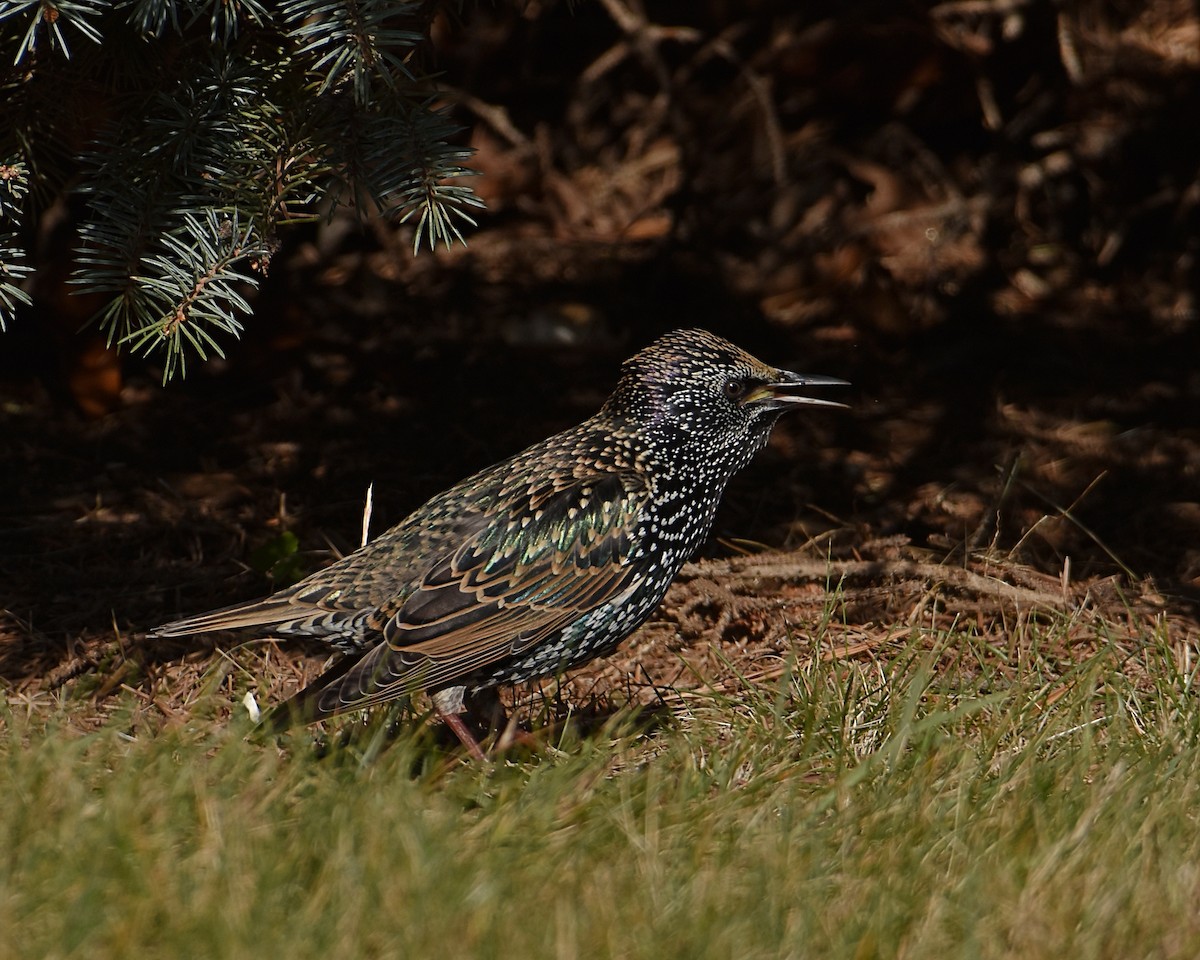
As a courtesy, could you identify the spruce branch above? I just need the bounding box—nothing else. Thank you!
[202,0,270,44]
[0,0,486,378]
[122,0,181,38]
[363,101,483,252]
[0,158,31,330]
[1,0,105,63]
[285,0,422,103]
[398,173,482,254]
[119,209,265,383]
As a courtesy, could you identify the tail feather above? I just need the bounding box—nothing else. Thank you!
[258,646,491,754]
[147,597,310,639]
[263,643,430,732]
[149,597,380,643]
[261,652,366,732]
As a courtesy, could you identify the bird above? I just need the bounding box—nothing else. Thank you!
[149,328,848,758]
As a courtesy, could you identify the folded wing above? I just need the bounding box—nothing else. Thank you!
[276,470,650,723]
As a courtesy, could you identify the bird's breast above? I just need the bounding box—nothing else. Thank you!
[637,472,727,567]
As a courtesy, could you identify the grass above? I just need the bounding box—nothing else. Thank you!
[4,614,1200,960]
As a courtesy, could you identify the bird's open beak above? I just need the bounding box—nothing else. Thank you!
[752,370,850,409]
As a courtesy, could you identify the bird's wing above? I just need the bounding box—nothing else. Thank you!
[280,470,651,722]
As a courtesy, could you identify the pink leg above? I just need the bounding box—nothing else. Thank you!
[436,705,488,762]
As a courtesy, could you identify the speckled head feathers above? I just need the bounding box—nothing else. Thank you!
[622,328,780,388]
[601,328,844,460]
[605,329,768,421]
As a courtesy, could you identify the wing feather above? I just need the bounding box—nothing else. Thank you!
[277,470,649,723]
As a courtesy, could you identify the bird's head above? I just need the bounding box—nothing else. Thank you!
[603,329,848,472]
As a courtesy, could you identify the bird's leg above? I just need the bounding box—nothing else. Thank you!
[439,711,488,762]
[461,686,547,754]
[461,685,508,741]
[431,686,487,762]
[494,709,542,754]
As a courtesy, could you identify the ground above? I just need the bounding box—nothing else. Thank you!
[1,0,1198,739]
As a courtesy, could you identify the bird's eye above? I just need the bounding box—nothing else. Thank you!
[723,378,748,401]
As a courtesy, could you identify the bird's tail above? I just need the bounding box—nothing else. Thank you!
[147,597,304,639]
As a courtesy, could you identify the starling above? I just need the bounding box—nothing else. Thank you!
[149,329,847,758]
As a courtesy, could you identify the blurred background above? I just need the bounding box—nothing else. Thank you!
[2,0,1197,714]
